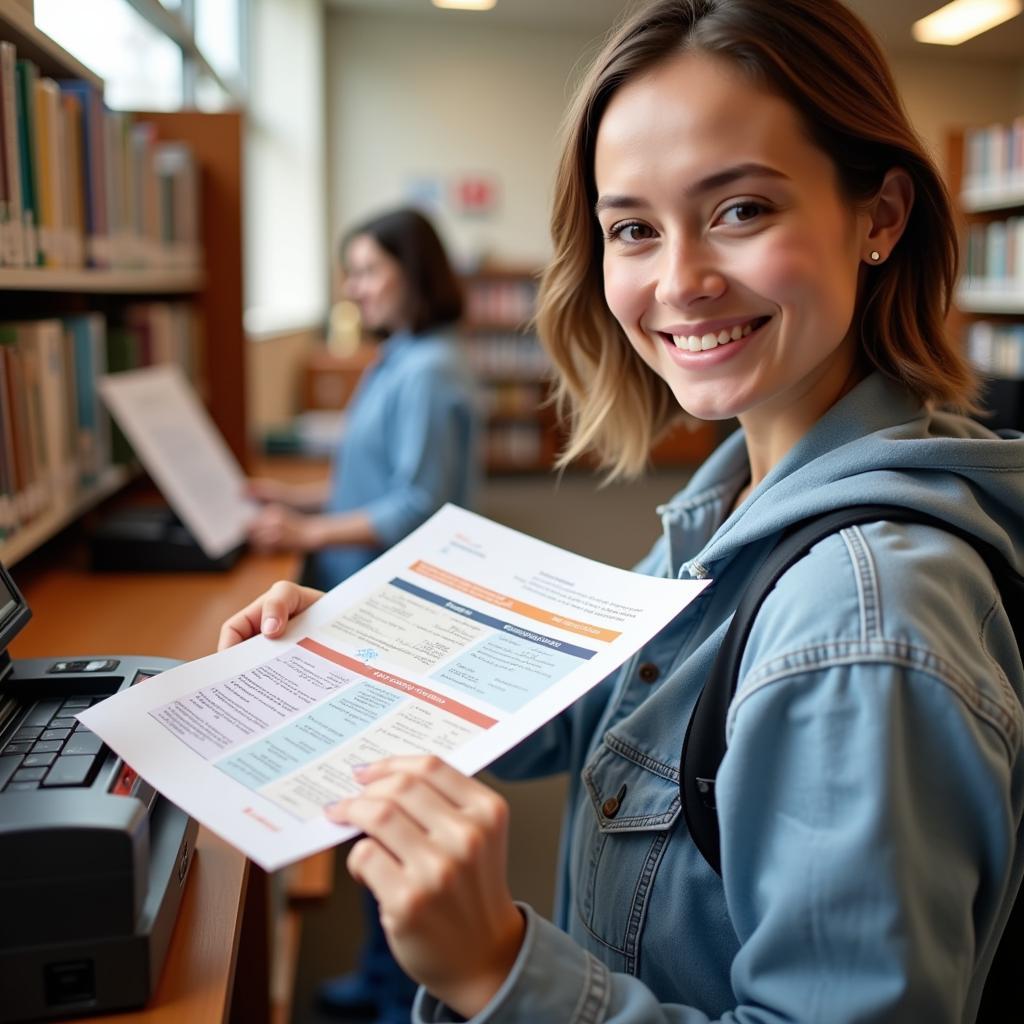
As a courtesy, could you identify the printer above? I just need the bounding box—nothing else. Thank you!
[0,561,197,1022]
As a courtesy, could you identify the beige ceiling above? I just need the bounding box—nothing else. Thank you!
[325,0,1024,59]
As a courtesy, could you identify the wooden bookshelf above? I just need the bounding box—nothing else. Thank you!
[947,123,1024,422]
[462,268,556,473]
[0,465,133,567]
[0,268,205,292]
[0,10,245,567]
[141,110,247,462]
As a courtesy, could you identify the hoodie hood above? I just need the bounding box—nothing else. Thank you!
[658,372,1024,578]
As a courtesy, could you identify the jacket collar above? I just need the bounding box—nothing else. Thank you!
[657,373,925,579]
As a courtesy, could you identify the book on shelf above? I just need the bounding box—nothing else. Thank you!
[966,320,1024,380]
[963,117,1024,193]
[13,47,38,265]
[0,34,202,271]
[464,275,538,327]
[963,216,1024,294]
[464,331,551,380]
[481,381,545,418]
[0,302,198,548]
[484,421,545,468]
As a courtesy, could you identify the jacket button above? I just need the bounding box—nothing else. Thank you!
[602,784,627,818]
[638,662,660,683]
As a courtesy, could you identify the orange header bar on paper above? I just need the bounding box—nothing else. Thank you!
[410,561,621,642]
[298,637,497,729]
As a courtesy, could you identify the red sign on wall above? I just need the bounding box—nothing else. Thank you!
[452,176,499,215]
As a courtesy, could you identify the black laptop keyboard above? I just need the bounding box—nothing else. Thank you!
[0,696,109,792]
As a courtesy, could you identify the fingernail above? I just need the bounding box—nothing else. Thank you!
[324,801,349,823]
[262,617,280,634]
[352,763,370,778]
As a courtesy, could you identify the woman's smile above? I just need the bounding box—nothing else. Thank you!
[657,314,773,354]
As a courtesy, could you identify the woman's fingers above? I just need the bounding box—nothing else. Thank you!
[354,755,478,808]
[329,769,461,850]
[329,754,522,1016]
[216,581,324,650]
[354,756,508,831]
[346,835,402,891]
[330,757,509,875]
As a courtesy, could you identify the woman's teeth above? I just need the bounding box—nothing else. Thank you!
[671,319,759,352]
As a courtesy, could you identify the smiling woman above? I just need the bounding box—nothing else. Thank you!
[541,0,976,480]
[593,52,914,473]
[218,3,1024,1022]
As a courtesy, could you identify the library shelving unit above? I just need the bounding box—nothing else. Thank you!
[947,120,1024,428]
[0,5,244,568]
[462,266,720,473]
[461,267,559,473]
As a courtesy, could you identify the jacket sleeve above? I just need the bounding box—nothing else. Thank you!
[414,655,1021,1023]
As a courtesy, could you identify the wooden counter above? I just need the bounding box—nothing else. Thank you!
[9,549,298,1024]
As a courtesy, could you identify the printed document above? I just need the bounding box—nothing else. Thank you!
[98,364,257,558]
[81,505,710,870]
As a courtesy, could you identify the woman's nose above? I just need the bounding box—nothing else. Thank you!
[653,242,726,309]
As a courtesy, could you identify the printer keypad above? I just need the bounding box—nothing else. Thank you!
[0,697,109,793]
[43,756,95,787]
[23,753,57,768]
[64,733,103,756]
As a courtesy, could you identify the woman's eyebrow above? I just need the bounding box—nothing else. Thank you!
[687,162,788,197]
[595,163,789,216]
[594,194,648,216]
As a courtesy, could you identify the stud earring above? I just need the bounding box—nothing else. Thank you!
[870,250,881,262]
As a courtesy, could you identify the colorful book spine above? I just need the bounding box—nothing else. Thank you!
[13,57,39,265]
[0,41,22,266]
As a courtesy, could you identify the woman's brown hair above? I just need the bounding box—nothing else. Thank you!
[538,0,978,478]
[344,207,463,335]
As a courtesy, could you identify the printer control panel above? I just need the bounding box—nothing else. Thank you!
[47,658,121,674]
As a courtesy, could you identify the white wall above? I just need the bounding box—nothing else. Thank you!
[246,0,328,336]
[325,11,1024,272]
[890,56,1024,172]
[326,11,602,271]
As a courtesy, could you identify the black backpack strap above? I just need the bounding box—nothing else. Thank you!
[680,503,1019,876]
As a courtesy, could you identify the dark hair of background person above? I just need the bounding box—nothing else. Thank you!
[343,207,464,335]
[537,0,980,478]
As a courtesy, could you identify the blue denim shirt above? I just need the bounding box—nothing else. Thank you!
[416,373,1024,1023]
[308,329,479,589]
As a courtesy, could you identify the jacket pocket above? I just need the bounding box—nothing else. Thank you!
[574,735,681,970]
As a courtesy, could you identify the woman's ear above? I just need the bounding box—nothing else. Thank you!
[863,167,914,264]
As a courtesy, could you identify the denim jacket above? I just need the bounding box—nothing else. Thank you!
[415,373,1024,1024]
[308,329,479,589]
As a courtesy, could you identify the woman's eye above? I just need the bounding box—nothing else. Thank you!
[718,202,766,226]
[607,221,655,243]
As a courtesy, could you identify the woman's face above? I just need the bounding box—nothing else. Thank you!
[343,234,410,335]
[594,51,872,438]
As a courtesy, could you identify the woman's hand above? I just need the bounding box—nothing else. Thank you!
[329,756,525,1018]
[217,580,324,650]
[247,505,326,553]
